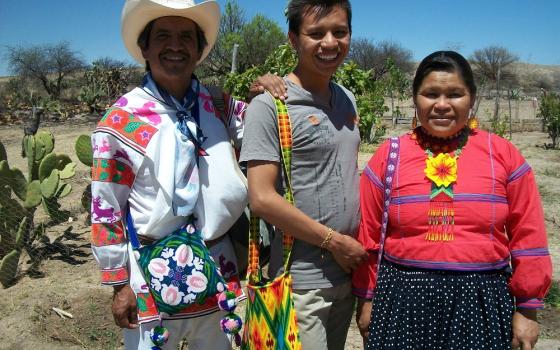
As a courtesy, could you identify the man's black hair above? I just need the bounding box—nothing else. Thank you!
[286,0,352,34]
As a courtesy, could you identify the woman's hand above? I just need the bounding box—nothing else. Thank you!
[512,309,539,350]
[356,298,373,340]
[249,73,287,101]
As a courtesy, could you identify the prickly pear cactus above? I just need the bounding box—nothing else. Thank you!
[75,134,93,224]
[0,130,77,287]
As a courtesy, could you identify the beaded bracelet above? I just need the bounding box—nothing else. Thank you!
[320,227,334,259]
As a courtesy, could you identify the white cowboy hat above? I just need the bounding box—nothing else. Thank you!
[121,0,220,66]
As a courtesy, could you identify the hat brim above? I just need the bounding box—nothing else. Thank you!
[121,0,220,66]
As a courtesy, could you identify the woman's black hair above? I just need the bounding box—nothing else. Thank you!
[412,51,477,97]
[286,0,352,34]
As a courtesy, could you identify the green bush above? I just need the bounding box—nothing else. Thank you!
[545,280,560,309]
[538,93,560,148]
[225,44,387,143]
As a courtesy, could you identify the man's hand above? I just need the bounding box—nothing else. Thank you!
[327,232,368,273]
[356,298,373,340]
[112,284,138,329]
[512,309,539,350]
[249,73,288,101]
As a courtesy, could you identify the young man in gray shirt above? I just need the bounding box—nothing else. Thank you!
[239,1,367,349]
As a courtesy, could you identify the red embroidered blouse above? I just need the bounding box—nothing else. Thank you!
[352,129,552,309]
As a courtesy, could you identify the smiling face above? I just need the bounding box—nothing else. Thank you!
[414,70,475,138]
[141,16,202,98]
[289,5,350,82]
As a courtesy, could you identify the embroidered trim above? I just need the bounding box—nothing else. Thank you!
[384,252,510,271]
[96,108,158,151]
[352,287,375,299]
[91,222,126,246]
[508,162,532,183]
[392,193,508,205]
[511,248,550,258]
[137,292,159,321]
[101,267,129,285]
[92,158,135,187]
[363,165,384,190]
[516,298,544,309]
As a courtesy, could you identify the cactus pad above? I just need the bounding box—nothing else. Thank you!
[35,130,55,160]
[24,180,42,208]
[75,135,93,166]
[40,169,60,199]
[0,250,21,287]
[0,141,6,162]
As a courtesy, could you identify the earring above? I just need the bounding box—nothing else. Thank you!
[467,110,479,130]
[412,109,418,129]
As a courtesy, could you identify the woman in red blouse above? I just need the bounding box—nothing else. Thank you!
[353,51,552,350]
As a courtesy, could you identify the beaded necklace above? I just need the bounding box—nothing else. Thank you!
[410,127,470,242]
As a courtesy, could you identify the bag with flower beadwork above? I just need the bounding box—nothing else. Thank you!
[126,212,226,315]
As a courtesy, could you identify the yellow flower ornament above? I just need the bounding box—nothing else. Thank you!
[424,153,458,188]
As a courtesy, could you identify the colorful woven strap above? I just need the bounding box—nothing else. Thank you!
[247,96,295,284]
[375,137,400,283]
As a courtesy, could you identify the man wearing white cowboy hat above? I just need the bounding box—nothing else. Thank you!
[90,0,285,349]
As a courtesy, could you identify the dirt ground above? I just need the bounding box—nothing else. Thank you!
[0,119,559,350]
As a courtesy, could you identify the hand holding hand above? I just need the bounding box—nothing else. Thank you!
[512,309,539,350]
[327,232,368,273]
[249,73,288,100]
[112,284,138,329]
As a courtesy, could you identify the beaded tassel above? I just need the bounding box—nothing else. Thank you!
[426,198,455,241]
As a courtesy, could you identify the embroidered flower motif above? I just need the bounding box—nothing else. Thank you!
[183,293,197,304]
[151,277,162,292]
[191,256,203,271]
[148,258,170,280]
[161,284,185,306]
[161,247,175,259]
[425,153,458,187]
[186,270,208,293]
[173,244,193,268]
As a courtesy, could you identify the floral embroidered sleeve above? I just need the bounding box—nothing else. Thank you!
[90,108,154,285]
[224,94,248,151]
[504,142,552,309]
[352,141,390,299]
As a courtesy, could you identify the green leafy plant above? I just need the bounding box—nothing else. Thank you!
[545,280,560,309]
[538,93,560,149]
[334,61,388,143]
[0,130,76,287]
[224,43,297,99]
[491,114,509,138]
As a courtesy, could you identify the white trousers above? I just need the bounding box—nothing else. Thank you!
[292,281,355,350]
[123,310,232,349]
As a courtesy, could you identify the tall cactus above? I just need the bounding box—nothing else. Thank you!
[0,130,76,287]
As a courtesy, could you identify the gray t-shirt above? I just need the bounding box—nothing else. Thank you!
[240,78,360,289]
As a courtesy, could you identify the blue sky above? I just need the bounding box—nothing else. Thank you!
[1,0,559,77]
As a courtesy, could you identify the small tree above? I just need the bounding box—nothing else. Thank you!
[470,46,518,120]
[538,93,560,149]
[201,0,284,81]
[349,39,414,80]
[6,42,85,100]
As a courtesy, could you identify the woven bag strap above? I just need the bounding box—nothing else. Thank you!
[374,137,400,283]
[247,95,295,284]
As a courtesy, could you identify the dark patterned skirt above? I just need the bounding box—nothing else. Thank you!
[366,260,514,350]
